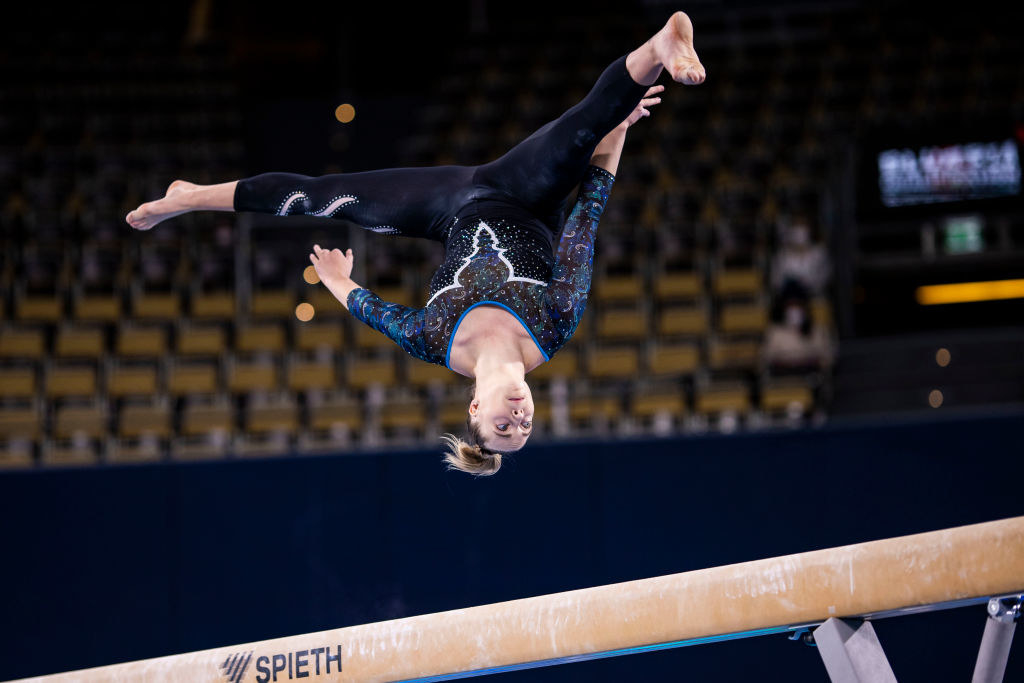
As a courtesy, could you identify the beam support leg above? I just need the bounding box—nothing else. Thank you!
[972,596,1021,683]
[813,618,898,683]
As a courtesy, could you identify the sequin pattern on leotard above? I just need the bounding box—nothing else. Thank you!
[347,166,614,368]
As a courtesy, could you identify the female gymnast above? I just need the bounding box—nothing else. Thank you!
[126,12,705,475]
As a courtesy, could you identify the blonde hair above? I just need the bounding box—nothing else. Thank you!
[441,418,506,476]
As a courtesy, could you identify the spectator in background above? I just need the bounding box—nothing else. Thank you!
[763,280,834,372]
[770,216,830,295]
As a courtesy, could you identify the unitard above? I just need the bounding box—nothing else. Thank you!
[234,55,648,368]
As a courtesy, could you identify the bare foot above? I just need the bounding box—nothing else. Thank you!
[653,12,706,85]
[126,180,196,230]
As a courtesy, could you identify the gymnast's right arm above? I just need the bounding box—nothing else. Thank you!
[308,245,434,363]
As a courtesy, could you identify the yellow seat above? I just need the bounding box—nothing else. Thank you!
[134,292,181,320]
[55,405,107,439]
[713,268,762,298]
[116,327,167,358]
[236,324,286,354]
[295,322,344,352]
[46,366,97,398]
[287,361,338,391]
[167,363,218,396]
[192,292,235,320]
[654,272,702,301]
[176,325,226,356]
[227,362,278,393]
[719,303,767,335]
[762,381,815,413]
[528,349,578,381]
[657,306,709,337]
[246,401,299,435]
[595,309,647,341]
[695,384,751,414]
[708,339,760,371]
[373,286,416,307]
[44,443,99,466]
[0,409,40,441]
[569,395,620,422]
[75,295,121,322]
[55,327,105,359]
[182,403,233,436]
[119,404,172,439]
[648,344,700,377]
[633,392,687,418]
[108,366,159,398]
[407,361,453,387]
[0,328,45,360]
[347,358,397,389]
[440,400,470,431]
[306,289,347,318]
[310,399,363,432]
[16,296,62,322]
[811,297,833,327]
[588,347,640,379]
[380,400,427,430]
[250,290,295,319]
[354,324,393,350]
[0,368,36,399]
[593,275,643,303]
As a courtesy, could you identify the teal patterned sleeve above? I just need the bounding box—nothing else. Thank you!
[544,165,615,340]
[346,288,439,365]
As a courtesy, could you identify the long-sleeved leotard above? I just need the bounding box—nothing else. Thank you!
[233,55,647,367]
[347,165,613,367]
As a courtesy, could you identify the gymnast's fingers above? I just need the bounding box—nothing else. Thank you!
[644,84,665,97]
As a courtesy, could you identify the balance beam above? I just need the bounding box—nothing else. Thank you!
[14,516,1024,682]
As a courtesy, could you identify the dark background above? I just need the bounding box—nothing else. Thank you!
[1,411,1022,681]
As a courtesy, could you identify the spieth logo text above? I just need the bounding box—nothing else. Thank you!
[220,646,343,681]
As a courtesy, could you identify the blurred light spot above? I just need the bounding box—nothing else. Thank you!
[916,278,1024,305]
[303,265,320,284]
[928,389,943,408]
[335,103,356,123]
[296,303,315,322]
[935,348,951,367]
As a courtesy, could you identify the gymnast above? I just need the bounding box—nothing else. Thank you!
[126,12,705,475]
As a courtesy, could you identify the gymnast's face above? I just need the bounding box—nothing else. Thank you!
[469,379,534,451]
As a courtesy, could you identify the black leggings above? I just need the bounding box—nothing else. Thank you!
[233,55,648,241]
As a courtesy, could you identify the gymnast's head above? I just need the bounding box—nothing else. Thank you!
[441,380,535,475]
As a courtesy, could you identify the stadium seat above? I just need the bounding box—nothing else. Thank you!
[568,395,621,423]
[588,346,640,379]
[719,303,768,335]
[294,322,344,352]
[657,305,709,337]
[0,327,45,360]
[632,391,687,420]
[654,272,702,301]
[287,360,338,392]
[191,292,235,320]
[250,290,295,319]
[407,360,454,388]
[74,295,122,322]
[117,402,171,439]
[43,441,100,467]
[380,398,428,432]
[347,357,397,390]
[0,409,40,442]
[246,398,299,435]
[695,383,751,415]
[648,343,701,377]
[713,268,763,298]
[54,326,105,359]
[309,397,363,432]
[133,292,181,320]
[0,368,37,399]
[708,339,761,371]
[176,325,226,356]
[16,295,63,322]
[236,324,286,355]
[54,404,107,440]
[116,326,167,358]
[373,286,416,308]
[593,275,643,304]
[596,309,648,342]
[306,290,347,318]
[528,348,578,381]
[46,365,97,398]
[108,365,159,398]
[167,363,218,396]
[181,402,233,437]
[354,324,394,350]
[761,379,815,414]
[227,361,278,394]
[440,399,470,432]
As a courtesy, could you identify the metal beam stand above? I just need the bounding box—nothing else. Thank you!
[972,596,1022,683]
[813,618,898,683]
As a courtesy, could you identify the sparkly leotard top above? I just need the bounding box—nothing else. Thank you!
[346,166,613,368]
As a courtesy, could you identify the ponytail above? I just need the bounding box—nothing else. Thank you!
[440,419,506,476]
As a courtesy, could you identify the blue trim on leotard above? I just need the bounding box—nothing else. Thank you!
[444,301,551,371]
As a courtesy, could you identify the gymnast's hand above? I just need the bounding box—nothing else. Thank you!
[310,244,354,287]
[622,85,665,129]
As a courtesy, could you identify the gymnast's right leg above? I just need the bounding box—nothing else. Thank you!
[127,165,475,240]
